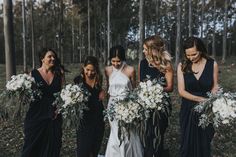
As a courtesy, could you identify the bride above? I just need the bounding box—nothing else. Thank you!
[105,45,143,157]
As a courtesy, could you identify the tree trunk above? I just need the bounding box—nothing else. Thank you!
[72,14,75,63]
[3,0,16,81]
[59,0,64,63]
[88,0,91,56]
[222,0,228,63]
[22,0,27,72]
[188,0,192,37]
[30,0,35,69]
[212,0,216,58]
[139,0,144,62]
[155,0,159,33]
[200,0,205,38]
[175,0,181,68]
[107,0,111,64]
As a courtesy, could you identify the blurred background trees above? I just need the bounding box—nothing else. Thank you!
[0,0,235,67]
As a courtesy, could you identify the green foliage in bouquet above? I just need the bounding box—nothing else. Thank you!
[0,74,42,122]
[195,88,236,128]
[53,83,90,129]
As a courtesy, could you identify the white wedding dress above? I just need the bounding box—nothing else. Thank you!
[105,63,143,157]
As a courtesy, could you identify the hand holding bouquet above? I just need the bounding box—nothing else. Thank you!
[195,89,236,128]
[53,83,90,128]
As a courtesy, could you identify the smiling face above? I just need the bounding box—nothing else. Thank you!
[83,64,97,80]
[41,51,56,68]
[185,45,202,63]
[111,56,122,69]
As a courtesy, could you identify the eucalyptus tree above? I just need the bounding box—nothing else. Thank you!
[22,0,27,72]
[30,0,36,69]
[139,0,144,62]
[3,0,16,81]
[222,0,228,63]
[175,0,181,67]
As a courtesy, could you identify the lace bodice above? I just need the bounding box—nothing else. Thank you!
[108,63,132,98]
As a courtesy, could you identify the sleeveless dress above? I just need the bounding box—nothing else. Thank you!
[74,76,105,157]
[21,69,62,157]
[180,58,215,157]
[105,63,143,157]
[139,58,171,157]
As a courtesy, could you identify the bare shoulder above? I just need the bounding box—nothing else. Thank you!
[163,51,172,61]
[125,64,135,73]
[105,66,113,76]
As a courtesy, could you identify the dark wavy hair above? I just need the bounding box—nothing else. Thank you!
[109,45,126,61]
[39,48,64,77]
[181,36,210,73]
[76,56,102,89]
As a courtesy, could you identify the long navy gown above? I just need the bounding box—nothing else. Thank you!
[74,76,105,157]
[139,58,171,157]
[21,69,62,157]
[180,58,215,157]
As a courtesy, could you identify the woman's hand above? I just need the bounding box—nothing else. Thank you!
[53,108,59,120]
[99,89,106,101]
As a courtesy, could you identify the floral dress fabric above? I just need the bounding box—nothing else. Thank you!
[105,63,143,157]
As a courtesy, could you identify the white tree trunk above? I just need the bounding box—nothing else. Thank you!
[3,0,16,81]
[139,0,144,62]
[222,0,228,63]
[175,0,181,68]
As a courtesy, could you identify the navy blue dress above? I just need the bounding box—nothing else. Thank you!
[180,58,215,157]
[139,59,171,157]
[74,76,105,157]
[21,69,62,157]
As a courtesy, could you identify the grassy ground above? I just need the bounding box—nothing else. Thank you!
[0,57,236,157]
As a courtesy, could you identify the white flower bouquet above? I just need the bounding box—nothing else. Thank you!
[105,92,143,141]
[195,89,236,128]
[136,78,170,119]
[53,83,90,128]
[0,74,42,120]
[135,77,171,149]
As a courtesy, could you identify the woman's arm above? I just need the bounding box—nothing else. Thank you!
[211,61,219,94]
[163,63,174,92]
[138,62,141,83]
[177,63,206,102]
[130,66,136,88]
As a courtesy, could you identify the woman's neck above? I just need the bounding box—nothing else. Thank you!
[40,65,51,73]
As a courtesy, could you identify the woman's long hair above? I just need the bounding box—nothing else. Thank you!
[181,36,210,73]
[39,48,64,77]
[80,56,102,89]
[144,35,172,73]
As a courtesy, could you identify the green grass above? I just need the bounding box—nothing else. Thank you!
[0,56,236,157]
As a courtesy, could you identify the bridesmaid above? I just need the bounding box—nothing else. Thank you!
[21,48,64,157]
[74,56,105,157]
[138,35,173,157]
[177,36,219,157]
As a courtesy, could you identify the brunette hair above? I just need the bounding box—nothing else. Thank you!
[181,36,210,73]
[79,56,102,88]
[109,45,126,61]
[39,48,64,77]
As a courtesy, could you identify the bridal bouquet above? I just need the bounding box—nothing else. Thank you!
[105,92,143,141]
[53,83,90,128]
[0,74,42,120]
[195,89,236,128]
[136,78,170,119]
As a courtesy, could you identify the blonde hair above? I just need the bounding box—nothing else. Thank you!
[144,35,172,73]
